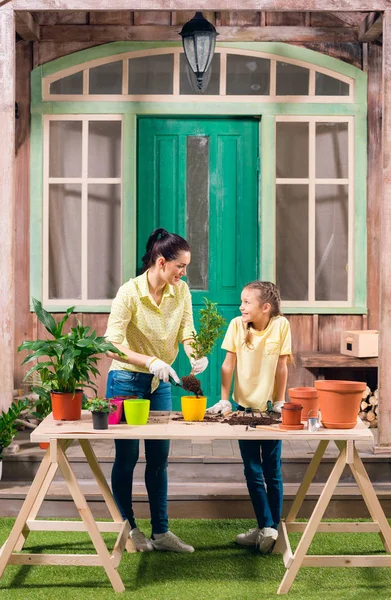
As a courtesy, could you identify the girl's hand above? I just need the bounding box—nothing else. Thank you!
[147,357,180,384]
[190,356,209,375]
[206,400,232,415]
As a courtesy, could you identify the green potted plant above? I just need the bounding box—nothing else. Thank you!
[181,299,226,421]
[85,398,116,430]
[18,298,124,422]
[0,398,30,480]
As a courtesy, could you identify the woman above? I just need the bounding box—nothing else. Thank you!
[105,228,208,553]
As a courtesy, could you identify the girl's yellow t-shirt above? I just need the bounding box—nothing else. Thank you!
[222,315,292,411]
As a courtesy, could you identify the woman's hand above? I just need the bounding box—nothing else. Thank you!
[146,358,180,384]
[206,400,232,415]
[190,356,209,375]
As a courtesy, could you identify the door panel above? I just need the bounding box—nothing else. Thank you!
[138,118,259,409]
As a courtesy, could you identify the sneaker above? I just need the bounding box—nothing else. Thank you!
[151,531,194,553]
[129,527,154,552]
[258,527,278,553]
[235,528,262,547]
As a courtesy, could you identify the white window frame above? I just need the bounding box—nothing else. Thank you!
[43,114,123,307]
[42,47,355,104]
[275,115,354,308]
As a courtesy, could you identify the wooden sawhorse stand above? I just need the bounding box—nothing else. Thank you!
[0,439,135,593]
[274,439,391,594]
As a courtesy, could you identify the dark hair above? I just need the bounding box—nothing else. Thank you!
[243,281,282,349]
[141,228,190,272]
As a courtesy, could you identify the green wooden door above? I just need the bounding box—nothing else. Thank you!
[138,117,259,409]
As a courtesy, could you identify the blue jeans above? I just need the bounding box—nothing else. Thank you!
[106,370,171,534]
[238,438,283,530]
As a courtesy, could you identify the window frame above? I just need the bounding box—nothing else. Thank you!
[30,42,367,314]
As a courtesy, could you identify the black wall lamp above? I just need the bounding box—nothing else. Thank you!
[179,12,219,92]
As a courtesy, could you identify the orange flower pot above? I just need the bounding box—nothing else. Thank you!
[50,390,83,421]
[288,387,319,421]
[314,380,367,429]
[281,403,302,426]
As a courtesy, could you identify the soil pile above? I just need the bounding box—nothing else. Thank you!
[181,375,203,397]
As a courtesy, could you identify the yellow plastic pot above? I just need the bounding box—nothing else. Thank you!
[181,396,207,422]
[124,399,150,425]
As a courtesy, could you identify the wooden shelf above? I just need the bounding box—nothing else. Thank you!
[297,352,378,369]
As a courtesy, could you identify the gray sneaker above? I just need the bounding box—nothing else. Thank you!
[129,527,154,552]
[258,527,278,553]
[151,531,194,553]
[235,528,262,547]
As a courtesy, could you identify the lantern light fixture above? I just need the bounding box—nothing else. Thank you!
[179,12,219,91]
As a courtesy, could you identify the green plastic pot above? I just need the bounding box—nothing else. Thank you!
[124,399,150,425]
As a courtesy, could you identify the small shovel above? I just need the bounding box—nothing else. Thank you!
[169,375,185,389]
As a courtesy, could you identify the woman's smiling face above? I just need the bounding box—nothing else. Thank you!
[160,251,191,285]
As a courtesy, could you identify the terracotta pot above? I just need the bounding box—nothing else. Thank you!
[288,387,319,421]
[314,380,367,429]
[50,390,83,421]
[39,442,50,450]
[281,403,302,426]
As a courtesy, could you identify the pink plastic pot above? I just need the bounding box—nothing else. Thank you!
[108,399,123,425]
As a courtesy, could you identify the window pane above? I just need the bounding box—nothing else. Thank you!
[49,120,82,178]
[180,53,220,95]
[89,61,122,95]
[186,136,209,290]
[88,184,121,299]
[48,184,81,299]
[276,122,309,178]
[316,72,350,96]
[316,122,349,179]
[50,72,83,95]
[226,54,270,95]
[276,62,309,95]
[276,185,308,301]
[128,55,173,94]
[88,121,122,178]
[315,185,348,301]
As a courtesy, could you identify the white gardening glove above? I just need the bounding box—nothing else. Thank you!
[206,400,232,415]
[190,356,209,375]
[273,400,284,414]
[146,358,180,384]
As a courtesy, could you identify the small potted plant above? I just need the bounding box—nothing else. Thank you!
[181,299,226,421]
[85,398,117,430]
[18,299,124,421]
[0,398,30,480]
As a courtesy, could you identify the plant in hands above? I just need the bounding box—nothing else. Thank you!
[18,298,125,397]
[190,299,226,362]
[85,398,117,414]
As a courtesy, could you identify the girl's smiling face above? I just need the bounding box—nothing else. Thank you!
[240,288,271,328]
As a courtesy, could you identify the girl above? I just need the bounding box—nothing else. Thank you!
[207,281,291,552]
[105,228,208,553]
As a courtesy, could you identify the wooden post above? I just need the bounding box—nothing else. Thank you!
[377,10,391,450]
[0,5,15,413]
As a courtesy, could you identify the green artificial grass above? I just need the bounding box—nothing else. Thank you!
[0,518,390,599]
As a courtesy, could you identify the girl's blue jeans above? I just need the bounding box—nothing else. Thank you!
[238,437,283,530]
[106,370,171,534]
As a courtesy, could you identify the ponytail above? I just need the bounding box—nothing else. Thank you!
[141,228,190,272]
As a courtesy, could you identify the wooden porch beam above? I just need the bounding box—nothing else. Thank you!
[0,5,15,412]
[377,9,391,450]
[15,11,40,41]
[12,1,391,13]
[39,25,358,43]
[359,12,383,41]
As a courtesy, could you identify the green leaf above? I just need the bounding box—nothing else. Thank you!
[32,298,58,337]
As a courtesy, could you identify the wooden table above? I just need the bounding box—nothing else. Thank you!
[0,412,390,594]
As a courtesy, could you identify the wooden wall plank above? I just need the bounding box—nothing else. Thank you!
[90,11,132,25]
[15,11,40,41]
[318,316,365,352]
[286,315,315,389]
[378,10,391,448]
[0,6,15,412]
[31,11,88,25]
[33,41,102,67]
[216,11,259,26]
[14,42,33,390]
[367,44,382,331]
[266,12,307,26]
[82,314,111,398]
[359,12,383,42]
[171,11,215,26]
[297,42,362,68]
[134,11,170,25]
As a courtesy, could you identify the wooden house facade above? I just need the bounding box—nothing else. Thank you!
[1,1,390,448]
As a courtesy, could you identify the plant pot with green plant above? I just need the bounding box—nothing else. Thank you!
[18,299,124,422]
[85,398,117,430]
[0,398,30,480]
[181,299,226,421]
